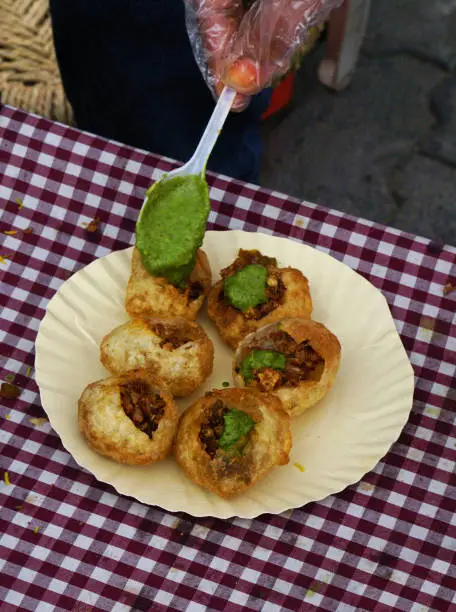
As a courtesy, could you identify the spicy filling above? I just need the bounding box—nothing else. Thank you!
[148,322,194,351]
[187,281,204,302]
[221,249,276,277]
[120,380,166,438]
[199,400,228,459]
[199,400,255,459]
[169,279,204,303]
[219,250,285,319]
[250,273,285,320]
[239,331,325,392]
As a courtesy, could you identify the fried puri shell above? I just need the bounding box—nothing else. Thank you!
[233,318,341,417]
[174,388,292,498]
[207,251,312,349]
[100,317,214,397]
[78,370,178,464]
[126,247,211,320]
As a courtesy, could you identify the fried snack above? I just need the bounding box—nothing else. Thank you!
[126,247,211,320]
[78,370,178,464]
[233,318,341,417]
[207,249,312,349]
[174,388,291,498]
[100,317,214,397]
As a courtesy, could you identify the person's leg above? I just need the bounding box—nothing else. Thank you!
[50,0,269,182]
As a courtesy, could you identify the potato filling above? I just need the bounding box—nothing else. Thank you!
[187,281,204,302]
[199,400,228,459]
[148,322,193,350]
[239,331,325,391]
[120,380,165,438]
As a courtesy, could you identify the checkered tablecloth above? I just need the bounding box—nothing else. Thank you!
[1,104,455,612]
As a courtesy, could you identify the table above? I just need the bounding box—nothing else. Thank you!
[1,104,455,612]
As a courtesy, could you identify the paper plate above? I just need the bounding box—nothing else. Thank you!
[35,231,414,518]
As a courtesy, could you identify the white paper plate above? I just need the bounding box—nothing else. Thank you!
[35,230,414,518]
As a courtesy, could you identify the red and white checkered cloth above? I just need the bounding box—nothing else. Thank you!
[1,104,455,612]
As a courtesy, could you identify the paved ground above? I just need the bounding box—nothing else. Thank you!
[260,0,456,246]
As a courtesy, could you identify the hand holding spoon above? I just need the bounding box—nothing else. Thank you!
[135,86,237,287]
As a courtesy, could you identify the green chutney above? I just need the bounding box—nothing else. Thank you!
[219,408,255,453]
[224,264,268,312]
[136,174,210,287]
[239,349,286,382]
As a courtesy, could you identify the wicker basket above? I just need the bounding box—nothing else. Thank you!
[0,0,73,124]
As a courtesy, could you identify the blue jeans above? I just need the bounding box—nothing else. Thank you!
[50,0,270,182]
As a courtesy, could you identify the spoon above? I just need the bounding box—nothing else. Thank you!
[139,86,237,220]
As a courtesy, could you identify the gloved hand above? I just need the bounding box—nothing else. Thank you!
[184,0,342,111]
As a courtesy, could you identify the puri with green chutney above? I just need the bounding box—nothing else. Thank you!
[174,388,292,498]
[207,249,313,348]
[233,318,341,417]
[126,174,212,320]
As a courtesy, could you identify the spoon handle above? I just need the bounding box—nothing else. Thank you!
[186,86,237,175]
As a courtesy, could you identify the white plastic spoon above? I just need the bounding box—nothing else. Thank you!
[138,86,237,220]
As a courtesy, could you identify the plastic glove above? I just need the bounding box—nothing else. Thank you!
[184,0,250,110]
[185,0,342,109]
